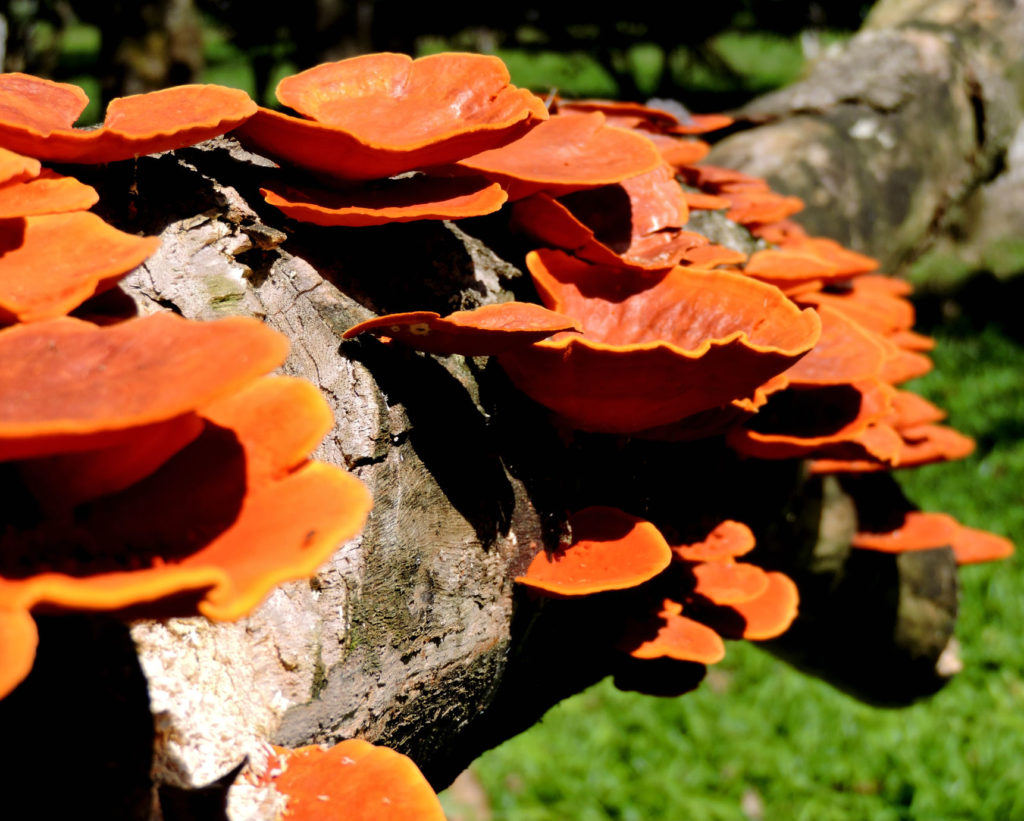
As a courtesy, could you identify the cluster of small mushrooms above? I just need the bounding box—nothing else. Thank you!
[0,51,1013,817]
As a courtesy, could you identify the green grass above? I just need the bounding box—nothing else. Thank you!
[443,318,1024,821]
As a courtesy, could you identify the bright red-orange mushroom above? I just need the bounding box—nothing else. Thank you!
[0,169,98,218]
[516,506,672,596]
[671,520,756,562]
[0,146,40,185]
[261,739,445,821]
[851,511,959,553]
[691,560,770,605]
[453,112,663,200]
[237,53,546,181]
[682,190,731,211]
[851,510,1013,564]
[0,610,39,700]
[17,413,205,511]
[0,313,289,459]
[0,212,160,324]
[495,250,821,433]
[343,302,580,356]
[723,190,805,226]
[618,598,726,663]
[698,571,799,640]
[1,374,372,697]
[726,380,896,460]
[949,525,1014,565]
[511,164,704,271]
[779,304,887,386]
[0,74,256,163]
[260,175,508,227]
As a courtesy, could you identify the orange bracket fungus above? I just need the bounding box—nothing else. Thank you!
[237,52,547,181]
[697,571,800,641]
[671,520,756,563]
[619,598,727,664]
[255,739,445,821]
[344,301,580,356]
[259,175,508,227]
[516,506,672,596]
[0,212,161,324]
[851,511,1013,565]
[0,313,288,459]
[453,111,663,200]
[0,73,256,164]
[495,249,821,433]
[0,146,40,185]
[0,169,99,219]
[0,312,372,700]
[511,164,709,272]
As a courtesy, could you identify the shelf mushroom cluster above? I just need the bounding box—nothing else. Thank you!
[340,65,1013,685]
[0,79,372,703]
[0,52,1016,815]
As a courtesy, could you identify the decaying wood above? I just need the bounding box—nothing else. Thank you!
[710,0,1024,271]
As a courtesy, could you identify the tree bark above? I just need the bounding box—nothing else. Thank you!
[709,0,1024,271]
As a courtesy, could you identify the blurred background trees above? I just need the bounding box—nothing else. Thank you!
[1,0,872,116]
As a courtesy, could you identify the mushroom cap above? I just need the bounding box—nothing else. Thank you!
[949,525,1014,565]
[496,250,821,433]
[0,609,41,700]
[265,739,445,821]
[454,112,663,200]
[260,175,507,227]
[671,520,756,562]
[0,169,99,218]
[851,511,959,553]
[278,52,546,145]
[698,571,800,640]
[0,313,289,459]
[0,146,41,186]
[618,598,726,663]
[0,74,257,163]
[727,379,896,460]
[511,164,707,272]
[343,302,580,356]
[0,374,372,683]
[516,506,672,596]
[0,212,160,324]
[237,53,547,181]
[780,304,887,387]
[691,560,770,605]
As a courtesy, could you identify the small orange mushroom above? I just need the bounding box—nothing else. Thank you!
[0,212,160,324]
[0,146,40,186]
[260,174,508,227]
[671,520,756,563]
[691,560,771,605]
[343,302,580,356]
[511,164,707,271]
[697,571,799,640]
[0,74,256,163]
[261,739,445,821]
[779,304,887,387]
[495,250,821,433]
[237,53,546,181]
[0,169,99,218]
[618,598,727,664]
[516,506,672,596]
[453,112,663,200]
[0,313,288,459]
